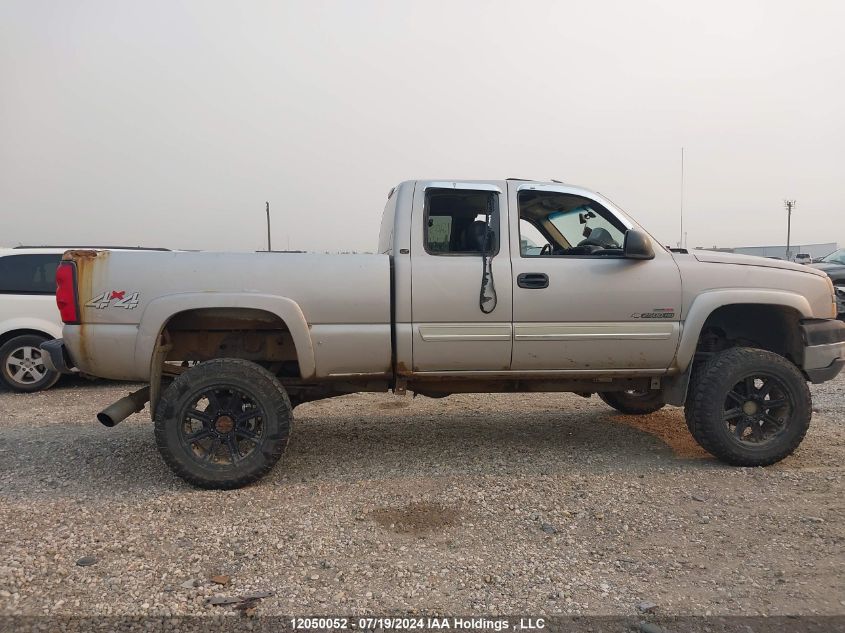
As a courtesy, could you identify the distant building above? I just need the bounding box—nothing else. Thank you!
[695,242,838,261]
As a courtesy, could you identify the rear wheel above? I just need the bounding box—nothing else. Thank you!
[685,347,811,466]
[0,334,60,392]
[154,358,292,489]
[599,389,665,415]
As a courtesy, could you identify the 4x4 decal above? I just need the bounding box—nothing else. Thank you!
[85,290,140,310]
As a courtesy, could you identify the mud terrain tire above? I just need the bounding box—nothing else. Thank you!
[154,358,292,489]
[685,347,811,466]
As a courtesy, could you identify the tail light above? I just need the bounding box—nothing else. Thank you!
[56,261,80,324]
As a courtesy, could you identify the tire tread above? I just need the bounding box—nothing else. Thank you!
[686,347,811,466]
[153,358,292,489]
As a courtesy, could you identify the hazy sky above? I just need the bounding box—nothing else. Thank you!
[1,0,843,253]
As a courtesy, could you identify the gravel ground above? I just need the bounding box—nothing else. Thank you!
[0,374,843,618]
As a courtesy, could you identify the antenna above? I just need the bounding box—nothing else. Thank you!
[265,201,272,251]
[679,147,684,249]
[784,199,796,260]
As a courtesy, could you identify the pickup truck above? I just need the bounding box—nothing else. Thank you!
[42,179,845,489]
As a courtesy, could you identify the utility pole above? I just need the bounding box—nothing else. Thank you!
[265,201,272,251]
[784,199,795,261]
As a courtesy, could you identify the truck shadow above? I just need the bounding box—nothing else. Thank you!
[0,403,717,499]
[279,406,713,484]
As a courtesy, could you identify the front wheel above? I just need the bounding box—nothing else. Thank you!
[685,347,811,466]
[154,358,293,489]
[599,389,665,415]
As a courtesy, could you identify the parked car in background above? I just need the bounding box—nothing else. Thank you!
[0,248,65,391]
[0,246,169,391]
[809,248,845,317]
[793,253,812,265]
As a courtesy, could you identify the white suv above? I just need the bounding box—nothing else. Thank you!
[0,246,169,392]
[0,248,66,391]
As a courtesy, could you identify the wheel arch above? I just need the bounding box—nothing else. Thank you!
[676,290,812,372]
[663,291,811,406]
[135,293,316,380]
[0,322,62,346]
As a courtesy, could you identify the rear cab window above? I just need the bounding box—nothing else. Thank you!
[424,189,500,256]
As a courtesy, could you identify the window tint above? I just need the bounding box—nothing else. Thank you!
[0,254,61,294]
[427,216,453,252]
[518,190,626,257]
[424,189,499,255]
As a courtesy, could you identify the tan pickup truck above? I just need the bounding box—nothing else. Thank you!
[43,179,845,488]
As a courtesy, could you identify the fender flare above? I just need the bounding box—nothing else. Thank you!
[134,293,316,379]
[675,288,813,372]
[0,318,63,342]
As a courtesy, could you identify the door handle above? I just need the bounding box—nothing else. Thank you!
[517,272,549,289]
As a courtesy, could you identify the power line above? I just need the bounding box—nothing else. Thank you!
[679,147,684,249]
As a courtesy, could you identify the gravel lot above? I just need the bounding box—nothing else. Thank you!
[0,374,843,618]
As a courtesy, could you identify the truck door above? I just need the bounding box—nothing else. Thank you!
[409,181,513,372]
[508,182,682,371]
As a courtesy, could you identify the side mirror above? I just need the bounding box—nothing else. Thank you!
[623,230,655,260]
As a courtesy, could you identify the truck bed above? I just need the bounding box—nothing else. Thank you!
[62,250,392,381]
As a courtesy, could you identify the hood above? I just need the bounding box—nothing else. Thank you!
[809,261,845,282]
[809,261,845,273]
[692,251,828,277]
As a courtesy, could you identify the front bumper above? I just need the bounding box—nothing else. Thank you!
[40,339,76,375]
[801,319,845,383]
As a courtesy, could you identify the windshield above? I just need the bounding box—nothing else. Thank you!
[821,249,845,264]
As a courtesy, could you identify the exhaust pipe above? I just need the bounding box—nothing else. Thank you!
[97,386,151,427]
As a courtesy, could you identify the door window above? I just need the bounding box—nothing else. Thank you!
[518,190,626,257]
[424,189,499,256]
[519,219,551,256]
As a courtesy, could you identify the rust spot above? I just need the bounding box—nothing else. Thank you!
[63,249,107,262]
[395,360,412,376]
[214,415,234,433]
[65,249,110,369]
